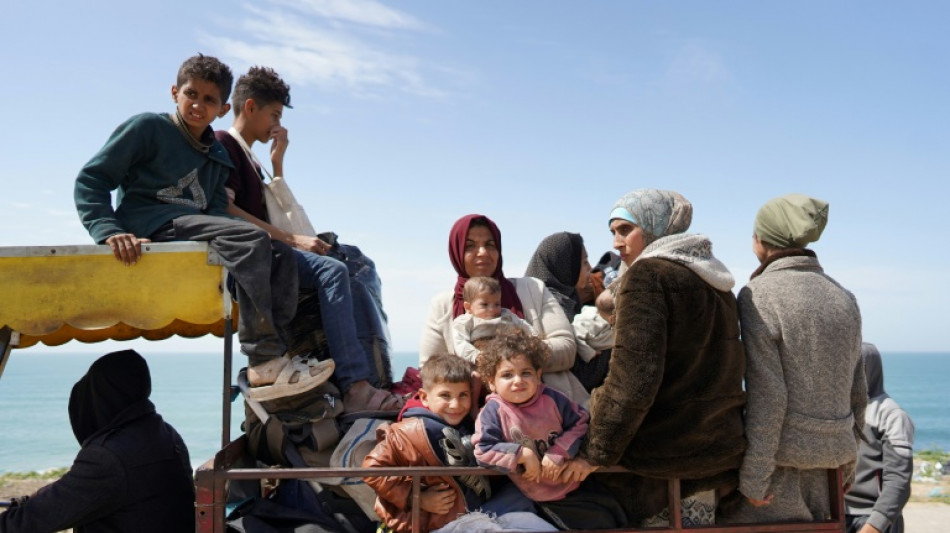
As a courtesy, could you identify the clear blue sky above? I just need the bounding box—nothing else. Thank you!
[1,1,946,354]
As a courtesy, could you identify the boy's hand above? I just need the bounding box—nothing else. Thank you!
[269,126,289,168]
[292,235,332,255]
[420,483,456,515]
[105,233,150,266]
[518,447,541,482]
[540,455,565,481]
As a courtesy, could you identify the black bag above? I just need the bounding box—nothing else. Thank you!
[234,371,375,533]
[226,478,374,533]
[244,380,344,468]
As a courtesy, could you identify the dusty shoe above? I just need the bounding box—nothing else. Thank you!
[247,355,335,402]
[441,427,490,498]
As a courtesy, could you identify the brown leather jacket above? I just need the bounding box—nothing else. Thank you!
[362,417,467,533]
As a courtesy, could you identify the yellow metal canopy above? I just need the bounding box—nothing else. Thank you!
[0,243,232,348]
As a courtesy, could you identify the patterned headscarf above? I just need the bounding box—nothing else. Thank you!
[524,232,585,320]
[448,214,524,319]
[608,189,693,239]
[754,194,828,248]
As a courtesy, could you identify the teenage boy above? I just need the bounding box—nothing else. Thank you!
[74,54,331,401]
[214,66,401,413]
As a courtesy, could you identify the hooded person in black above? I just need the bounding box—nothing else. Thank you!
[1,350,195,533]
[845,343,915,533]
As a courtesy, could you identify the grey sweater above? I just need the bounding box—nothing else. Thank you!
[845,343,914,533]
[737,254,867,500]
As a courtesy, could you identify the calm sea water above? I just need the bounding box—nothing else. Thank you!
[0,350,946,473]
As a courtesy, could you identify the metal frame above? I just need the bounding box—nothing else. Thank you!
[195,436,846,533]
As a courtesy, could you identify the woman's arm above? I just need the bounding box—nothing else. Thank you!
[419,292,454,365]
[584,262,667,466]
[517,278,576,373]
[736,285,788,501]
[0,445,125,533]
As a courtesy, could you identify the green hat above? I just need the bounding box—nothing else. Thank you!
[754,194,829,248]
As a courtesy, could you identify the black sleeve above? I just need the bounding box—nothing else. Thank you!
[0,445,125,533]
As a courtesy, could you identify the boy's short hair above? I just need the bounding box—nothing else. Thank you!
[463,276,501,303]
[232,66,292,116]
[177,54,234,103]
[476,328,549,383]
[420,354,473,390]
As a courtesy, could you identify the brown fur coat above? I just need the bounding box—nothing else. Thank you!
[584,257,747,523]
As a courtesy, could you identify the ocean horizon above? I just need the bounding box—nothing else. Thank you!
[1,350,947,474]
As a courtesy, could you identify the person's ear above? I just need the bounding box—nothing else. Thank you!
[418,388,429,408]
[217,103,231,118]
[536,368,543,380]
[244,98,258,115]
[171,85,179,102]
[463,301,472,313]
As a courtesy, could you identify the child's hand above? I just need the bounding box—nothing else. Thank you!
[269,126,289,164]
[292,235,332,255]
[105,233,151,266]
[518,447,541,482]
[420,483,456,515]
[540,455,565,481]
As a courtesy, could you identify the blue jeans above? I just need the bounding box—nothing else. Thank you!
[295,250,379,391]
[329,244,393,388]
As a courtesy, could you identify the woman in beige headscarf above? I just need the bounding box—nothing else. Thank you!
[562,189,747,527]
[724,194,866,524]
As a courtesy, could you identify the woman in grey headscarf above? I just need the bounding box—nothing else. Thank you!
[562,189,746,527]
[725,194,866,525]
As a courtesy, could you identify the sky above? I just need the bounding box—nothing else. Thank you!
[0,1,947,357]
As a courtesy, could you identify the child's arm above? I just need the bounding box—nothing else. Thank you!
[224,197,331,254]
[269,125,288,178]
[500,308,538,337]
[75,116,145,243]
[472,401,523,473]
[451,314,481,364]
[75,115,154,265]
[362,429,416,510]
[544,389,591,463]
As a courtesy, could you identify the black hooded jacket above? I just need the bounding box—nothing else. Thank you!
[0,350,195,533]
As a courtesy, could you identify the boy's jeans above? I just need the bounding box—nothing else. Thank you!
[294,250,374,391]
[149,214,298,363]
[329,244,393,388]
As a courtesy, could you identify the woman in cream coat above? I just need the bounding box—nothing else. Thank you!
[419,214,588,407]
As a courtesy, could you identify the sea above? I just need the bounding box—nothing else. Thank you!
[0,350,947,474]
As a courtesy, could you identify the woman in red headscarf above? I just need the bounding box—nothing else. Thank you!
[419,214,587,406]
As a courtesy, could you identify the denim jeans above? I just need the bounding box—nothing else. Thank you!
[149,214,298,363]
[295,250,381,391]
[329,244,393,388]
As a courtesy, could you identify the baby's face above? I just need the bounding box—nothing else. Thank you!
[466,292,502,319]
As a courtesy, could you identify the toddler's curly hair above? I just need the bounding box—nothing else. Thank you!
[475,327,548,384]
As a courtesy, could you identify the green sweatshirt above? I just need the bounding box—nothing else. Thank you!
[75,112,234,244]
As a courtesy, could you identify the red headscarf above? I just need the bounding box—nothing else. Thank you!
[448,214,524,319]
